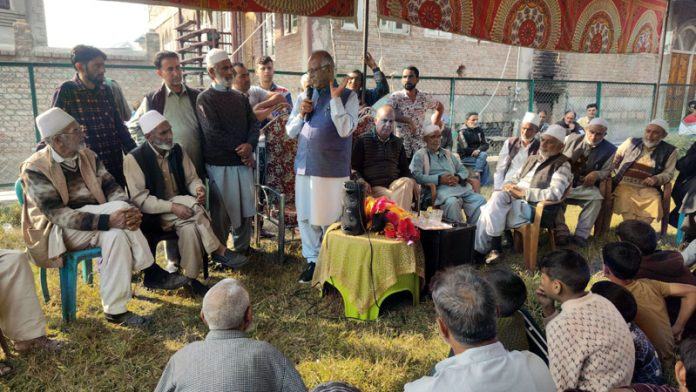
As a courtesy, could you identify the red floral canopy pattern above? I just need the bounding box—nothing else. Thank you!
[377,0,667,54]
[109,0,357,17]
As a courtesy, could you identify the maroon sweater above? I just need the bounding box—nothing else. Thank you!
[636,250,696,338]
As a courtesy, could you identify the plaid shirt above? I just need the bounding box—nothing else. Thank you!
[52,74,136,186]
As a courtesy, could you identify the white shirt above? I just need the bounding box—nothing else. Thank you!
[494,138,535,190]
[404,342,555,392]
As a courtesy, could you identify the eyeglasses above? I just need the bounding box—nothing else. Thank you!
[307,64,331,74]
[379,118,395,123]
[61,125,84,136]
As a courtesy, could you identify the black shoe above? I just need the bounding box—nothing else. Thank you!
[211,249,249,270]
[555,235,570,246]
[143,271,189,290]
[571,235,588,248]
[298,263,316,284]
[105,311,150,327]
[259,229,275,239]
[186,279,209,296]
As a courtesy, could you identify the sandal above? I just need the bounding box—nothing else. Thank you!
[0,362,11,378]
[14,336,62,353]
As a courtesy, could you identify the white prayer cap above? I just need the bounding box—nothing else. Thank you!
[543,124,566,143]
[138,110,167,135]
[648,118,669,133]
[423,124,441,137]
[205,48,229,68]
[589,117,609,128]
[36,107,76,139]
[521,112,540,127]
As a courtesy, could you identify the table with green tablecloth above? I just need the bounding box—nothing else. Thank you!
[312,223,425,320]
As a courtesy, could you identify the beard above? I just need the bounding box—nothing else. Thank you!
[86,72,104,85]
[153,141,173,151]
[404,82,416,91]
[643,138,659,148]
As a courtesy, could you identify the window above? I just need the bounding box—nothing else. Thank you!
[424,28,452,39]
[0,0,9,9]
[262,13,276,57]
[283,14,298,35]
[379,19,410,34]
[342,0,364,31]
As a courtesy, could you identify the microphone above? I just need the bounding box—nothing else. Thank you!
[304,86,314,122]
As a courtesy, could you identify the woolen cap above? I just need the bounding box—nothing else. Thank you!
[589,117,609,128]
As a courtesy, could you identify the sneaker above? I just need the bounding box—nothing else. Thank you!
[105,311,150,327]
[485,250,503,264]
[164,260,179,273]
[212,249,249,270]
[298,262,316,284]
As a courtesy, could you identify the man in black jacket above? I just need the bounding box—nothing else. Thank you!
[352,105,416,209]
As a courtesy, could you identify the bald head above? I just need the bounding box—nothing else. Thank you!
[374,105,396,140]
[201,278,250,330]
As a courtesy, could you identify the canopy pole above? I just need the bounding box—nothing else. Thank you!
[361,0,369,104]
[651,0,671,119]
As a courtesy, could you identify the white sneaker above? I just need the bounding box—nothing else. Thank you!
[165,260,179,273]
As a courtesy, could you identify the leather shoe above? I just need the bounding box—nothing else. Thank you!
[143,272,189,291]
[105,311,150,327]
[212,249,249,270]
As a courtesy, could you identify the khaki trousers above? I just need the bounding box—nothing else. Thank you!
[0,250,46,342]
[52,201,154,315]
[372,177,416,211]
[160,195,222,278]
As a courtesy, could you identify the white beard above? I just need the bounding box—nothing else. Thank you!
[643,138,659,148]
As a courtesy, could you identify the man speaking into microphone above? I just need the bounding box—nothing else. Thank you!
[286,50,359,283]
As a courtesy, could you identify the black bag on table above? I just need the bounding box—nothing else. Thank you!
[419,221,476,286]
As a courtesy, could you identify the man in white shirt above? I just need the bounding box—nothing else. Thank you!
[404,266,555,392]
[493,111,541,190]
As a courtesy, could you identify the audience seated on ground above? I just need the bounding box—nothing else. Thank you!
[155,278,306,392]
[482,268,548,363]
[404,265,555,392]
[591,280,663,385]
[602,241,696,363]
[617,220,696,339]
[409,125,486,223]
[536,249,635,391]
[0,249,61,378]
[474,124,572,263]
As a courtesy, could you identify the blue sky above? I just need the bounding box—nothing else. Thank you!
[44,0,150,48]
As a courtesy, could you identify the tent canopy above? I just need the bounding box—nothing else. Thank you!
[377,0,668,54]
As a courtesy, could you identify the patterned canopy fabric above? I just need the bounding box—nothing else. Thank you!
[377,0,668,54]
[108,0,357,18]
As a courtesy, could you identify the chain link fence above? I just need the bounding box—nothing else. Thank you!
[1,62,694,186]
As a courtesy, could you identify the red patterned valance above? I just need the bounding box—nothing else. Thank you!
[106,0,357,18]
[377,0,668,54]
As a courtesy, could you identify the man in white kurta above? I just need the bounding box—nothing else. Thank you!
[286,50,359,283]
[493,112,541,190]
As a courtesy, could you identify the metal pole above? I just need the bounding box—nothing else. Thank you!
[361,0,369,104]
[651,0,671,119]
[28,64,40,143]
[596,81,603,117]
[528,79,535,112]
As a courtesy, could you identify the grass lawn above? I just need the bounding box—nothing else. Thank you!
[0,198,683,392]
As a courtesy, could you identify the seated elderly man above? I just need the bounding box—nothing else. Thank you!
[155,278,306,392]
[404,266,555,392]
[613,119,677,224]
[475,125,572,263]
[21,108,187,326]
[410,125,486,224]
[351,104,416,209]
[124,111,245,291]
[493,112,541,190]
[555,118,616,247]
[0,250,61,376]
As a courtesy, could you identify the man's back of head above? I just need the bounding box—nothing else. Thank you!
[602,241,643,281]
[678,338,696,392]
[202,278,250,330]
[616,219,658,255]
[431,266,497,346]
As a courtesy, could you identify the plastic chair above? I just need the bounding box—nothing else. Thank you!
[513,186,572,270]
[326,274,420,321]
[15,179,99,322]
[676,211,687,244]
